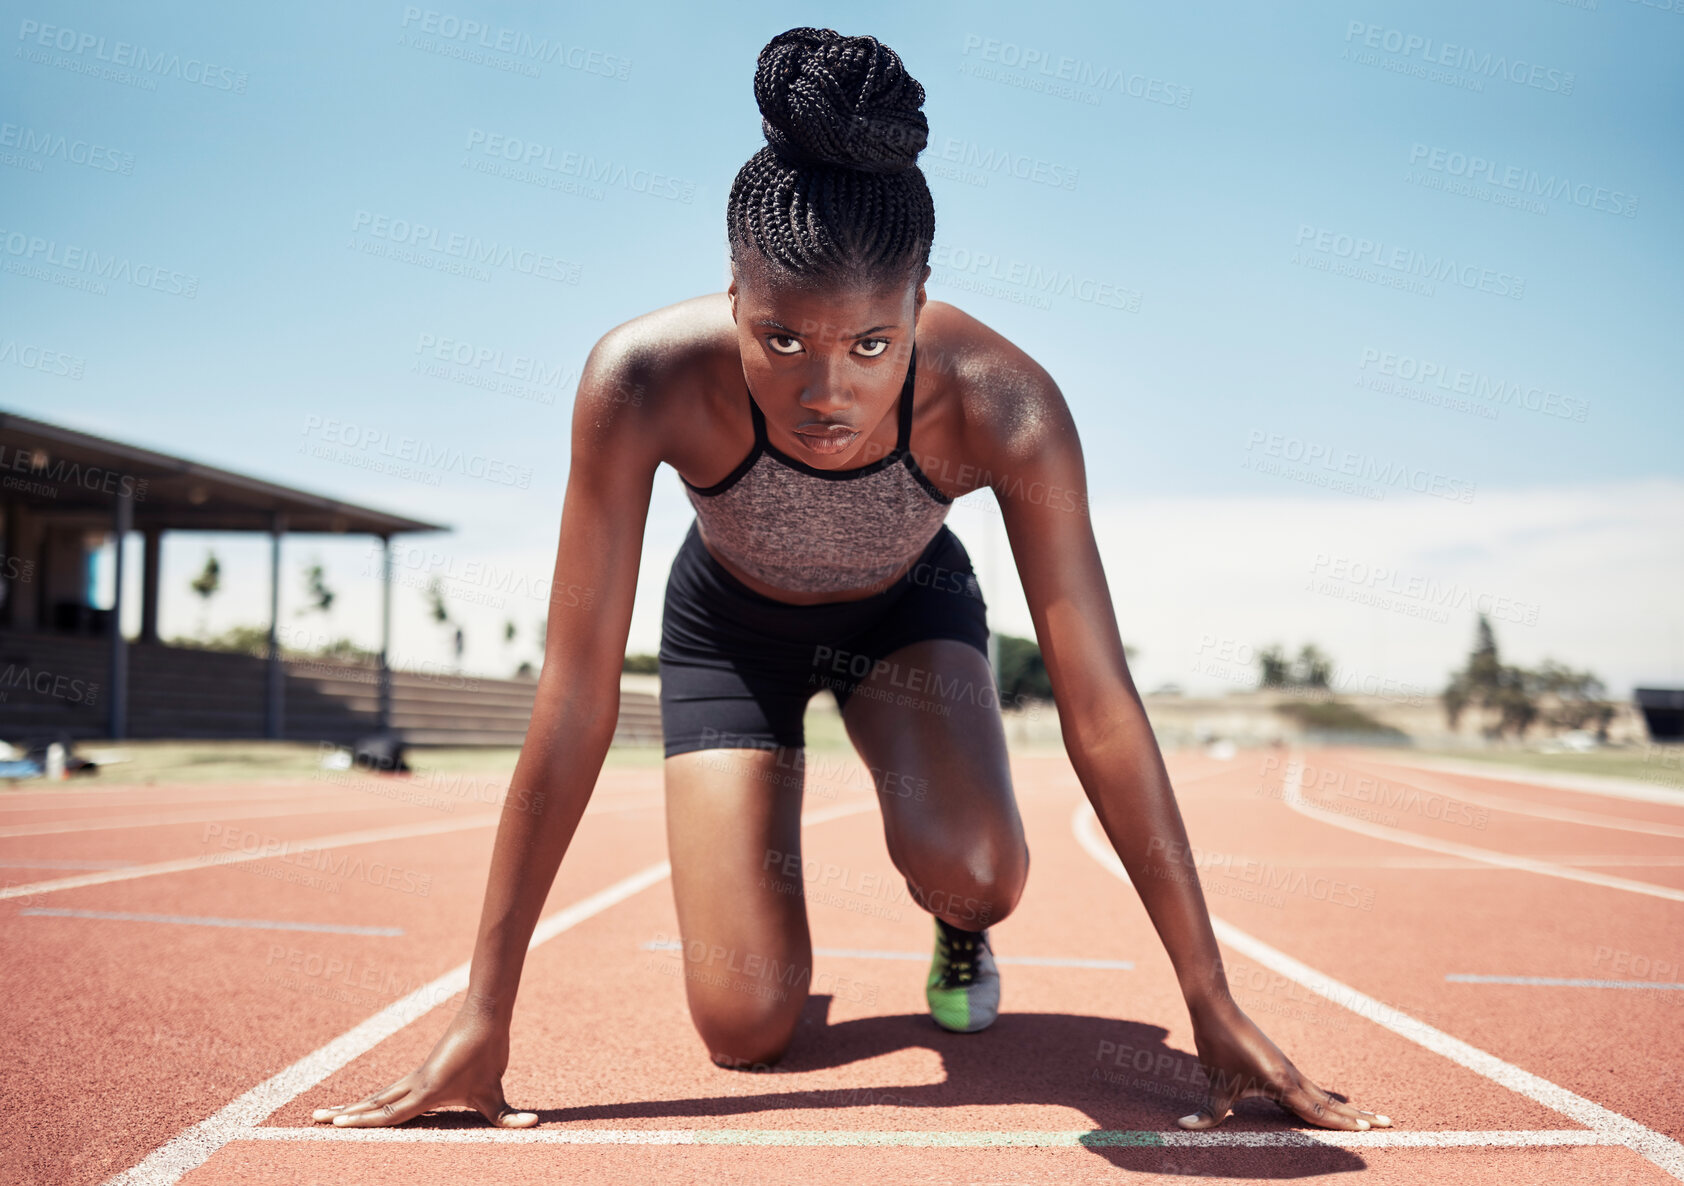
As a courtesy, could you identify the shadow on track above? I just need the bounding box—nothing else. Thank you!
[404,997,1368,1178]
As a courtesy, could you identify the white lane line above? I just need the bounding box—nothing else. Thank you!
[0,798,661,903]
[0,798,403,838]
[641,940,1134,970]
[1073,801,1684,1180]
[1360,755,1684,808]
[19,908,404,936]
[0,814,503,902]
[1446,974,1684,991]
[99,797,878,1186]
[1281,758,1684,904]
[239,1126,1622,1148]
[1336,758,1684,839]
[0,789,667,838]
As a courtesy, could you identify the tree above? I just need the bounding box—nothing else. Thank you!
[1444,615,1511,736]
[298,560,335,616]
[1257,644,1291,688]
[189,551,221,638]
[424,578,459,667]
[1439,615,1610,741]
[995,634,1053,705]
[1293,644,1332,689]
[1531,659,1616,739]
[1255,641,1332,690]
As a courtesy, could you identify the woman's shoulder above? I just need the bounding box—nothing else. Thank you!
[570,295,748,484]
[580,293,737,418]
[917,301,1072,482]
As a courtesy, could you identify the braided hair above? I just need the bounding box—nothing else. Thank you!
[727,27,936,290]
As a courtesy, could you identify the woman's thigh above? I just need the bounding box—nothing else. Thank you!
[662,743,813,1067]
[839,637,1029,930]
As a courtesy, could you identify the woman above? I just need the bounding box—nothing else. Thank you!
[313,26,1389,1134]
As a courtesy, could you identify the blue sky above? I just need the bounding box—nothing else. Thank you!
[5,0,1681,695]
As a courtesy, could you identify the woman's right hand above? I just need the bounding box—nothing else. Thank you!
[310,1008,538,1129]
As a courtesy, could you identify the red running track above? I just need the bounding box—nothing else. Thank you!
[2,747,1681,1184]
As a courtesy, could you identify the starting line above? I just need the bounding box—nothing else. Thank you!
[240,1126,1622,1149]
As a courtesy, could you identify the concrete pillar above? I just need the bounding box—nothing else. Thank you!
[140,528,161,643]
[265,514,285,739]
[378,535,393,731]
[0,501,15,628]
[108,493,132,739]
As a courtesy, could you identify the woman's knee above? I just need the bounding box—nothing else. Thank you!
[687,982,808,1067]
[900,833,1030,929]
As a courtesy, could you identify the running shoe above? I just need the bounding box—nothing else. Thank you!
[925,916,1000,1033]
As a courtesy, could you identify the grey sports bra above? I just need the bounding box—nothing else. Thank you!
[680,344,954,595]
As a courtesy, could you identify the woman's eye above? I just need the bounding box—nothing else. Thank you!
[768,335,802,355]
[856,338,889,358]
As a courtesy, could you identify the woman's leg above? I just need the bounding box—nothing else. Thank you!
[839,638,1029,930]
[663,743,813,1068]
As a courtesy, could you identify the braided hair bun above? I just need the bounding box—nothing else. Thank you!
[728,28,936,284]
[754,27,928,174]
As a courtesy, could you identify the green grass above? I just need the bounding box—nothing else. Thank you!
[1400,744,1683,785]
[18,698,859,788]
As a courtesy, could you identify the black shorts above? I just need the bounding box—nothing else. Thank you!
[658,518,992,758]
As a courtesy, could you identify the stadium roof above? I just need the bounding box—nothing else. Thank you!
[0,409,446,536]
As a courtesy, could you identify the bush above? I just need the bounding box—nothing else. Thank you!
[1273,699,1406,740]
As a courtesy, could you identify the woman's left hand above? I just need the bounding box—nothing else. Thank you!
[1177,997,1392,1131]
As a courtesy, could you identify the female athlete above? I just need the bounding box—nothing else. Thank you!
[313,26,1390,1136]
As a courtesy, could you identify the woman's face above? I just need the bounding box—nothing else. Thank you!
[728,253,930,469]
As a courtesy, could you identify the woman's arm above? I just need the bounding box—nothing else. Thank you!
[979,350,1390,1132]
[311,333,664,1129]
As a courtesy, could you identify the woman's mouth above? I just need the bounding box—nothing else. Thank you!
[791,425,859,455]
